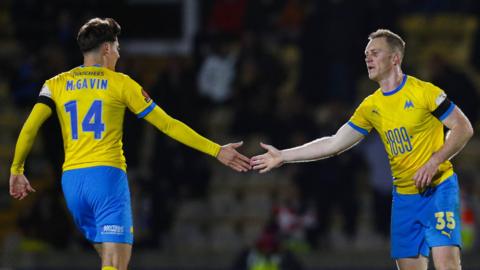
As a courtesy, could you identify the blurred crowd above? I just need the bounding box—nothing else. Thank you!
[1,0,480,266]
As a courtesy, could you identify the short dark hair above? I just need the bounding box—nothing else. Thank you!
[77,18,121,53]
[369,29,405,58]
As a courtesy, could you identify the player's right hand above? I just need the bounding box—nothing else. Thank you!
[217,141,251,172]
[9,174,36,200]
[251,142,284,173]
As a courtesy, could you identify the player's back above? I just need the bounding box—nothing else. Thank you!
[42,65,153,172]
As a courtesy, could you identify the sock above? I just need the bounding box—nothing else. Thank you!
[102,267,118,270]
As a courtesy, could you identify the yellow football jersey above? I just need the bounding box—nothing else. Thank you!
[39,65,155,172]
[349,75,455,194]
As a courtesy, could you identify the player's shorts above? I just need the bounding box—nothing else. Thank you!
[61,166,133,244]
[391,173,461,259]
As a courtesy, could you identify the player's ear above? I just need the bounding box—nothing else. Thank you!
[392,52,401,66]
[101,42,110,55]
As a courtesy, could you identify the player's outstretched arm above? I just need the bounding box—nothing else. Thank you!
[251,123,365,173]
[9,103,52,199]
[216,141,251,172]
[414,106,474,189]
[143,106,251,172]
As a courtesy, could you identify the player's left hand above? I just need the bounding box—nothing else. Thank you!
[9,174,36,200]
[413,157,440,189]
[217,141,251,172]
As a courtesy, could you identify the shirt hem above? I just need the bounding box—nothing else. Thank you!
[394,169,454,194]
[63,162,127,172]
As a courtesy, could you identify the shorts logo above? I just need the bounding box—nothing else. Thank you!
[101,225,125,235]
[441,231,451,239]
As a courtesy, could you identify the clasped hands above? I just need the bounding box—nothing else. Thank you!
[218,142,282,173]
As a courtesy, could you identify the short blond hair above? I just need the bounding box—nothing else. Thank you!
[369,29,405,58]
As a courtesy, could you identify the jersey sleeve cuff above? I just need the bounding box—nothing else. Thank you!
[438,102,455,121]
[347,121,369,135]
[10,166,24,175]
[212,144,221,157]
[136,102,156,118]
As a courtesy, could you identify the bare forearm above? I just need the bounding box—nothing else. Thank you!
[281,123,364,163]
[281,136,337,163]
[251,124,364,173]
[429,107,474,165]
[430,124,473,165]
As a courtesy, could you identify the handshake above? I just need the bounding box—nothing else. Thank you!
[217,141,283,173]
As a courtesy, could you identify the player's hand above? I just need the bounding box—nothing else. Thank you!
[251,142,284,173]
[217,141,251,172]
[9,174,36,200]
[413,157,440,189]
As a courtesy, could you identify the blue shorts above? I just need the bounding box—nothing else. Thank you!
[391,173,461,259]
[62,166,133,244]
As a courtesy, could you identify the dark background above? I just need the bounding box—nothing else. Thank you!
[1,0,480,269]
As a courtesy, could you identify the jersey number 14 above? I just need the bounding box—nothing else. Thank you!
[64,100,105,140]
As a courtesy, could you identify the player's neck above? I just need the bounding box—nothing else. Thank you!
[378,69,404,93]
[83,54,104,67]
[83,53,110,69]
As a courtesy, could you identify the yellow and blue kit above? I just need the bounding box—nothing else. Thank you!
[348,75,460,258]
[20,65,220,173]
[11,65,221,244]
